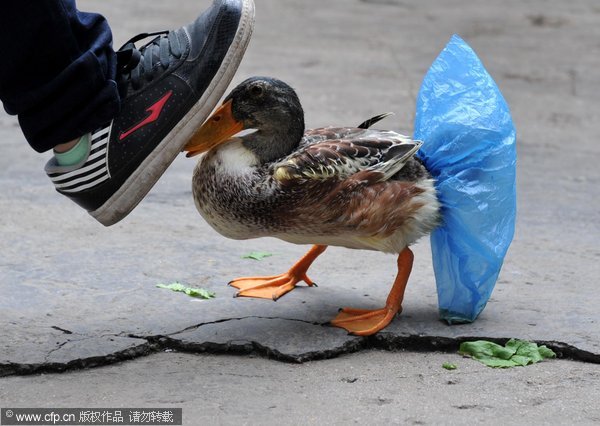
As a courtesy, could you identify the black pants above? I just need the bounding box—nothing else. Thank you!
[0,1,120,152]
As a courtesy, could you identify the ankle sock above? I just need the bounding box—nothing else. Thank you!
[54,134,90,167]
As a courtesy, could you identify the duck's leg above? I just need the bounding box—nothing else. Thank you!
[330,247,413,336]
[230,245,327,300]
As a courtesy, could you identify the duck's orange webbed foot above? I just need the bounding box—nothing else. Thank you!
[229,271,316,300]
[330,306,402,336]
[229,245,327,301]
[330,247,414,336]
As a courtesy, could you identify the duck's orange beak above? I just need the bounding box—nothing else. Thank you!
[184,99,245,158]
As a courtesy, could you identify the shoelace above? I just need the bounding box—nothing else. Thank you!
[116,30,184,91]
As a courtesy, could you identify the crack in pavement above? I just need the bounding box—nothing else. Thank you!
[171,315,326,335]
[50,326,74,335]
[2,316,599,378]
[43,340,71,363]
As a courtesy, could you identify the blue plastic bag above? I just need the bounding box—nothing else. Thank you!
[414,35,517,324]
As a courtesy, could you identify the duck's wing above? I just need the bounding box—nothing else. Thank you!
[273,129,422,184]
[299,112,394,148]
[300,127,363,148]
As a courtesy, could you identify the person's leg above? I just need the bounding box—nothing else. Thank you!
[0,1,119,152]
[1,0,255,226]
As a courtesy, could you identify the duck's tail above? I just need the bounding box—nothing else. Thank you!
[357,112,394,129]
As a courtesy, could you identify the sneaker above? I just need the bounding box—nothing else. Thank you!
[45,0,255,226]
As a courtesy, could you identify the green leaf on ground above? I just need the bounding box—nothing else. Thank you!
[459,339,556,368]
[442,363,457,370]
[156,282,215,299]
[242,251,273,260]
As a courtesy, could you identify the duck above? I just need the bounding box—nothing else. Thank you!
[184,76,441,335]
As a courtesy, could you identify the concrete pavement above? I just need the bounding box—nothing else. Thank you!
[2,351,600,425]
[1,0,599,423]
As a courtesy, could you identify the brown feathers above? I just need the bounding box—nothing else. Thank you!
[273,128,418,184]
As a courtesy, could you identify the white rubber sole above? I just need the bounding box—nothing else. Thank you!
[91,0,255,226]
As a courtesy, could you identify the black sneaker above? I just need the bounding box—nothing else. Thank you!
[45,0,255,226]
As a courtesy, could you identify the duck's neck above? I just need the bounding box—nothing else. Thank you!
[211,139,260,176]
[241,115,305,164]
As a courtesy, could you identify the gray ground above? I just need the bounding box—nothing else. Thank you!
[1,0,599,424]
[2,351,600,425]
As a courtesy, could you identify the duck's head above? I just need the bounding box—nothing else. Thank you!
[184,76,305,163]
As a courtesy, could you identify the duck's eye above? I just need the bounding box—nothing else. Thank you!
[250,85,264,97]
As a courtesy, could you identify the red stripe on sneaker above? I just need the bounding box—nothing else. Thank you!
[119,90,173,140]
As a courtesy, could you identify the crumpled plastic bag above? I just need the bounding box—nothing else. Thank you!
[414,35,517,324]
